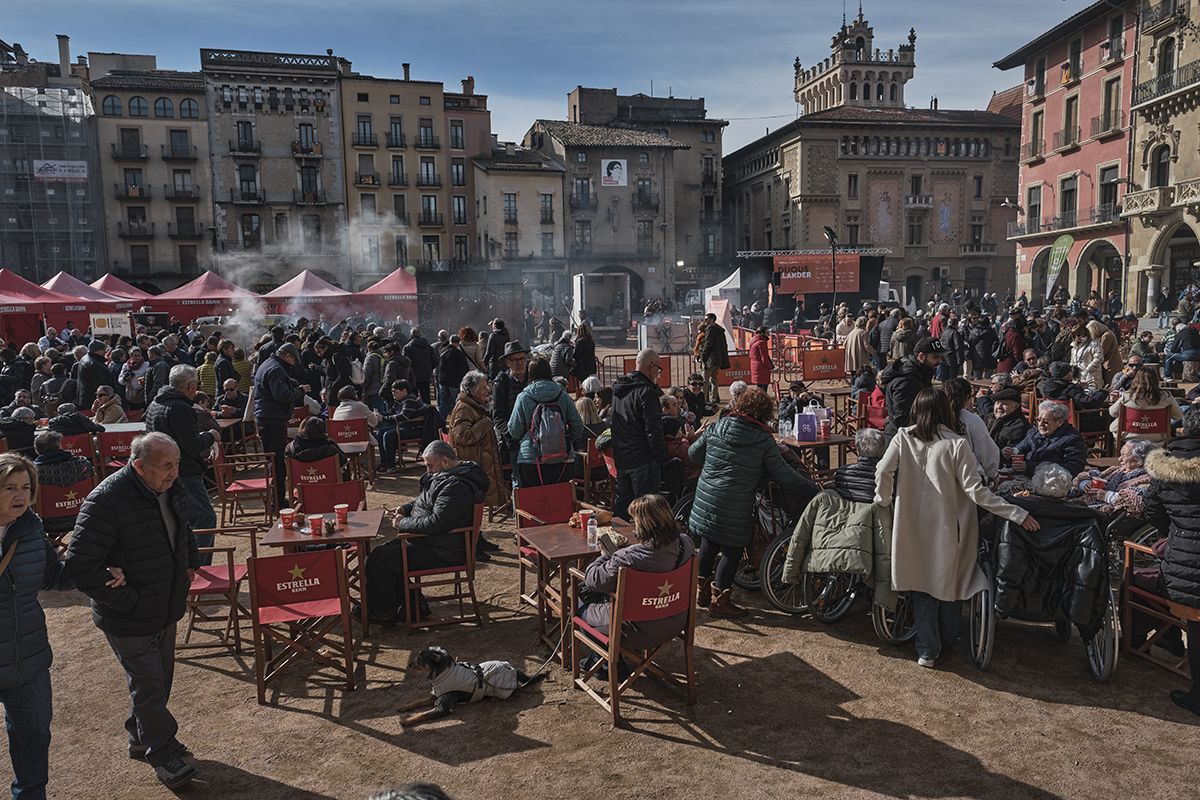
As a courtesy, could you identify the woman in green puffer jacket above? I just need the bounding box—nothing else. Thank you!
[688,387,818,618]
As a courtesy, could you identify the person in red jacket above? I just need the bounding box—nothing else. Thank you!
[748,326,774,392]
[996,314,1028,373]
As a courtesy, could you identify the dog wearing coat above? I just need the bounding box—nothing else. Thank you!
[399,645,545,726]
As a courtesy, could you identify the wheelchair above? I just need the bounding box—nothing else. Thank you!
[967,511,1133,682]
[759,531,916,646]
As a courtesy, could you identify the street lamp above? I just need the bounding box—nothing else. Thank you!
[822,226,839,312]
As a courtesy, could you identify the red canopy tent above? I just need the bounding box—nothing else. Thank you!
[151,270,262,323]
[43,272,136,311]
[0,269,91,340]
[261,270,352,318]
[91,274,156,302]
[354,268,418,325]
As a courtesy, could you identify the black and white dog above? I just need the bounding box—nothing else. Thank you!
[399,646,545,726]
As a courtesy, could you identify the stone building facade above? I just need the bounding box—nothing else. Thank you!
[524,119,686,305]
[89,56,212,289]
[724,11,1020,306]
[199,48,348,291]
[568,87,727,293]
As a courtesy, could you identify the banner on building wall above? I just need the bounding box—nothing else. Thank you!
[1045,234,1075,300]
[600,159,627,187]
[774,254,861,294]
[33,160,89,182]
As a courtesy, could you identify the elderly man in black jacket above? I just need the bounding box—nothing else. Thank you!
[363,441,487,624]
[611,348,666,520]
[880,336,942,438]
[77,339,112,408]
[47,402,105,436]
[253,343,308,510]
[402,329,436,403]
[65,433,201,789]
[1008,400,1088,480]
[144,365,216,556]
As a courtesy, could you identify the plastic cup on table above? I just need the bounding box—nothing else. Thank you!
[578,509,592,531]
[306,514,324,535]
[279,508,296,530]
[819,419,832,438]
[1091,478,1107,491]
[334,503,350,525]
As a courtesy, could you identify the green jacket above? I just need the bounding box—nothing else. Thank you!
[781,490,896,610]
[687,414,817,548]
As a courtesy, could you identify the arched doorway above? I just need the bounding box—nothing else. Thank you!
[1154,222,1200,300]
[1030,246,1052,303]
[904,273,924,308]
[1075,240,1121,300]
[964,266,988,300]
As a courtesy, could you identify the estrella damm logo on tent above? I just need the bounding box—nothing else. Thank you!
[641,579,681,609]
[276,563,321,593]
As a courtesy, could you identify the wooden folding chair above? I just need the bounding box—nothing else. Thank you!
[394,415,427,468]
[327,418,376,482]
[58,433,97,471]
[1115,405,1172,450]
[35,477,95,556]
[286,404,309,438]
[572,438,612,506]
[286,454,341,505]
[181,525,259,654]
[247,548,357,705]
[97,430,139,475]
[1121,539,1197,678]
[213,443,277,526]
[569,556,699,726]
[297,480,367,513]
[398,503,485,630]
[514,482,579,609]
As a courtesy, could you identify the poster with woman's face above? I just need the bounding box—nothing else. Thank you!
[601,159,626,187]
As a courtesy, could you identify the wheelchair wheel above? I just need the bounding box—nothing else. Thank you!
[968,561,996,670]
[871,593,916,645]
[733,560,761,591]
[802,572,858,623]
[760,533,806,614]
[1085,584,1120,682]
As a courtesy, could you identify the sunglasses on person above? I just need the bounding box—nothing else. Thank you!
[689,380,703,386]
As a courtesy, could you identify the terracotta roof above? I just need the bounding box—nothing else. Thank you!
[474,147,564,173]
[799,105,1019,128]
[987,85,1024,121]
[90,70,204,92]
[534,119,689,149]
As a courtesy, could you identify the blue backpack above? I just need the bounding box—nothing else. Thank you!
[529,396,569,463]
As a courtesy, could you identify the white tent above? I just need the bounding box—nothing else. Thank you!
[704,269,740,349]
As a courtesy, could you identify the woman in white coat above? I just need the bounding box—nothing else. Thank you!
[875,388,1039,667]
[943,377,1000,482]
[1069,325,1104,390]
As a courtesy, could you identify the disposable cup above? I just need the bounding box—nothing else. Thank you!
[334,503,350,525]
[280,508,296,529]
[306,514,324,535]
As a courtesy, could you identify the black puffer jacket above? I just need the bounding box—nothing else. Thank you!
[321,344,354,397]
[145,387,215,477]
[483,328,510,377]
[1013,422,1088,477]
[1037,377,1106,409]
[833,456,878,503]
[48,412,104,436]
[396,461,488,562]
[435,345,470,389]
[381,354,413,390]
[65,466,199,638]
[76,352,112,408]
[0,418,34,453]
[879,355,934,437]
[0,509,69,690]
[992,496,1107,639]
[966,322,998,371]
[403,336,436,384]
[253,354,305,424]
[1143,437,1200,608]
[611,371,666,471]
[492,369,525,455]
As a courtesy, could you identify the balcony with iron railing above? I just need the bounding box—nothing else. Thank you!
[1141,0,1188,34]
[230,138,261,156]
[161,144,197,161]
[1091,110,1125,138]
[111,143,148,161]
[117,221,155,239]
[1099,36,1126,65]
[1134,57,1200,106]
[1023,139,1045,161]
[418,211,444,226]
[569,193,598,211]
[388,173,408,187]
[290,141,322,158]
[115,183,151,200]
[163,185,199,201]
[229,188,264,204]
[633,192,660,210]
[572,242,592,257]
[1060,56,1082,86]
[1053,126,1082,151]
[1008,204,1122,237]
[416,172,442,187]
[354,172,381,187]
[959,243,997,255]
[701,168,717,186]
[414,134,440,150]
[904,194,932,209]
[503,211,518,225]
[352,132,378,148]
[1121,186,1176,216]
[293,189,328,205]
[168,221,205,239]
[387,132,406,148]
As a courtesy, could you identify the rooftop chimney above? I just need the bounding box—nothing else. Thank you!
[461,76,475,96]
[504,142,514,156]
[55,34,70,76]
[402,63,411,81]
[76,55,87,65]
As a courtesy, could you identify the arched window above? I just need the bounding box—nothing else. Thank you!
[877,83,885,101]
[1159,38,1176,78]
[128,96,148,117]
[862,82,870,102]
[855,36,865,60]
[180,98,199,119]
[1152,144,1171,187]
[154,97,173,118]
[889,83,898,102]
[849,82,858,100]
[101,95,121,116]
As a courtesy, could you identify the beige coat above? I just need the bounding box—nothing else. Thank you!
[875,425,1030,601]
[92,396,128,424]
[843,327,876,374]
[1086,320,1122,376]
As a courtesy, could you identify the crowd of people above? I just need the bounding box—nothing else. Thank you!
[1,288,1199,797]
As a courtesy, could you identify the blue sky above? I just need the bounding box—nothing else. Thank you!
[6,0,1090,150]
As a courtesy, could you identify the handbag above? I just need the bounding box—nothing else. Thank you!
[0,541,19,578]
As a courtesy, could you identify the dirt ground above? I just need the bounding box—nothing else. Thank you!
[39,457,1200,800]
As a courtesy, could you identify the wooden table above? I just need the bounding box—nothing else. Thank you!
[520,519,632,667]
[811,386,857,435]
[216,417,242,429]
[261,509,383,635]
[777,433,855,476]
[340,441,376,483]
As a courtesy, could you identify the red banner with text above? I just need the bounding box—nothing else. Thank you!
[775,254,860,294]
[801,348,847,381]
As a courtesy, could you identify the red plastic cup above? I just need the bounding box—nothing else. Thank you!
[818,419,832,437]
[1091,478,1107,491]
[578,510,592,530]
[306,514,324,535]
[280,508,296,530]
[334,503,350,525]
